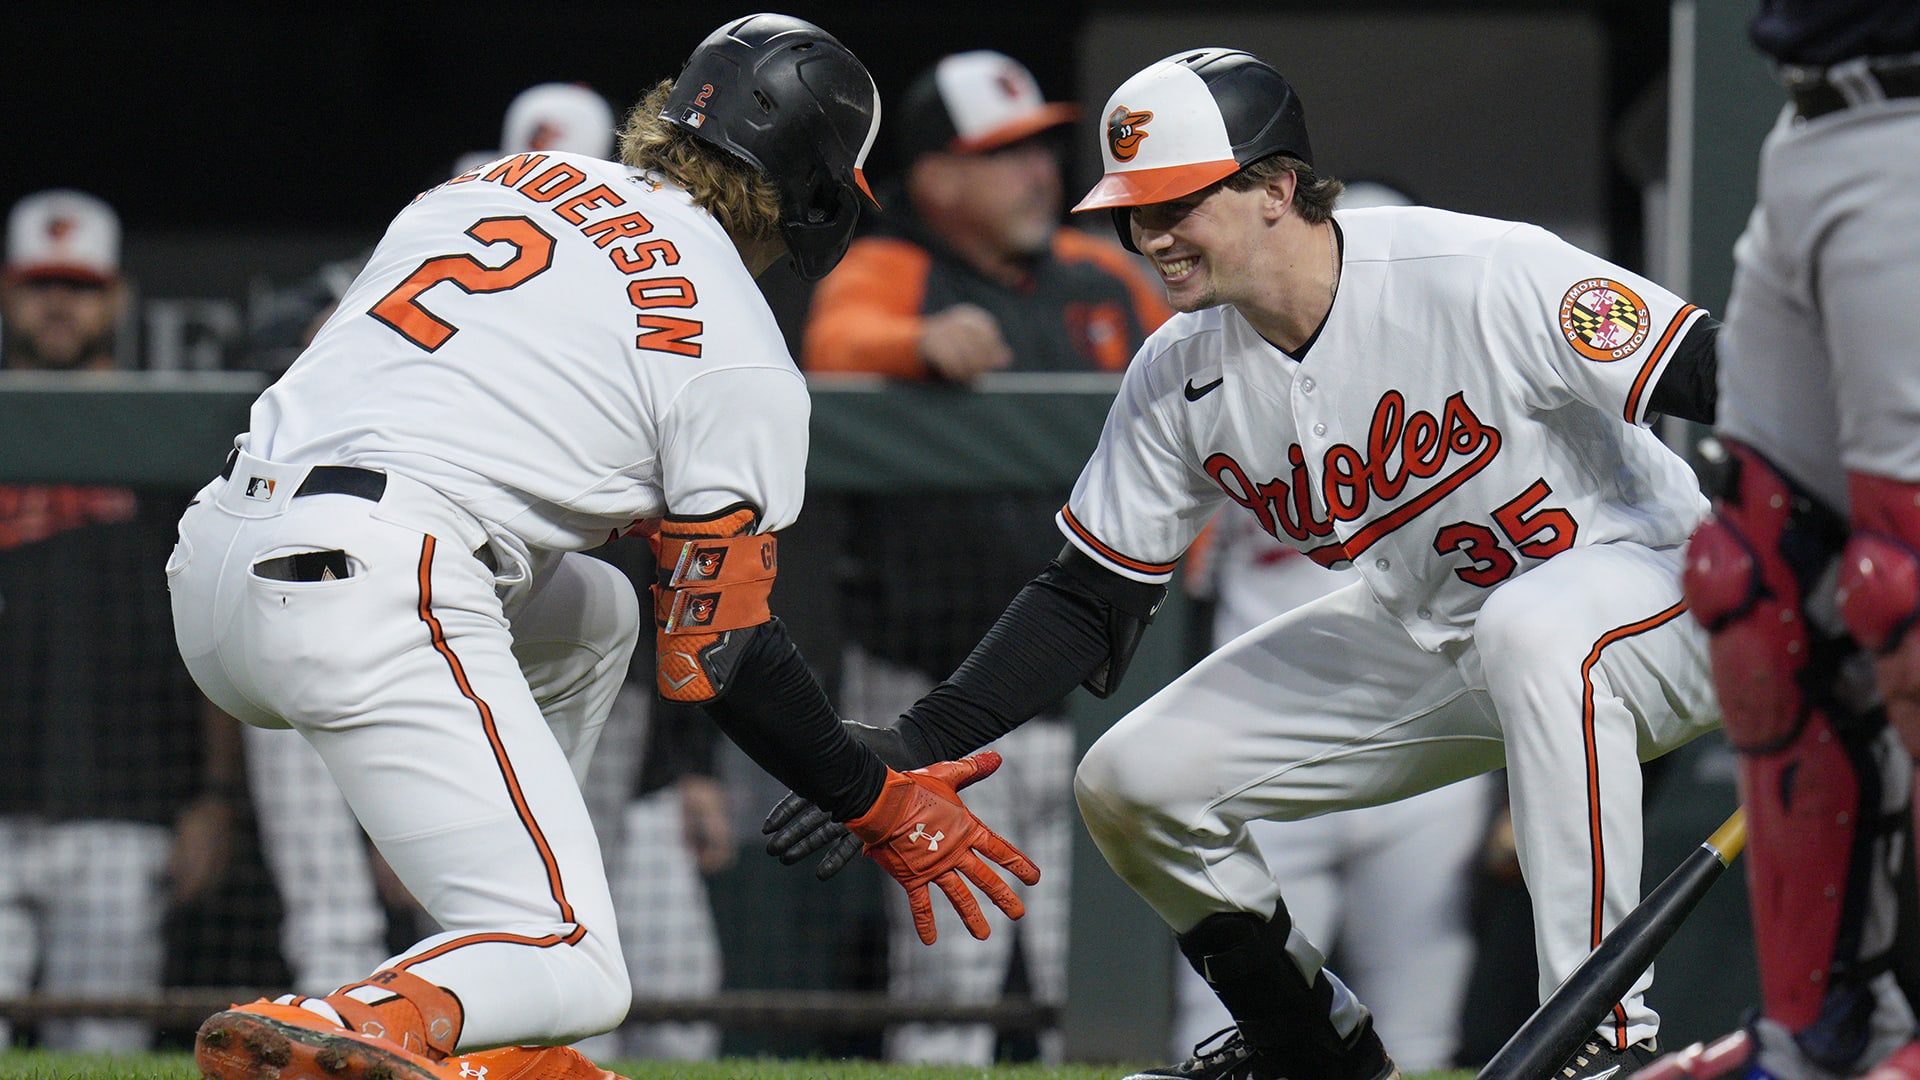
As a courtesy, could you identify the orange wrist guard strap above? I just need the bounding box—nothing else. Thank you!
[653,506,778,702]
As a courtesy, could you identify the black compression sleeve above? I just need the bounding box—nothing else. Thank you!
[895,561,1117,764]
[700,617,887,821]
[1648,316,1719,425]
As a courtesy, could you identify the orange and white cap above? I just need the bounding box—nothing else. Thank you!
[1073,48,1312,213]
[896,51,1079,163]
[4,189,120,285]
[501,82,617,157]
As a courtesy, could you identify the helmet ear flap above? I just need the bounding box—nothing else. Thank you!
[782,180,865,280]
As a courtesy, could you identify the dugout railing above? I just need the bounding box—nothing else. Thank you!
[0,370,1179,1062]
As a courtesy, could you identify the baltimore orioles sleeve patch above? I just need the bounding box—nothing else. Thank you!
[1558,278,1651,362]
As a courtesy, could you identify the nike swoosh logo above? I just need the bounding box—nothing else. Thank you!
[1184,376,1224,401]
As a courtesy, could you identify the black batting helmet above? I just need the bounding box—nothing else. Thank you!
[1072,49,1312,252]
[664,14,882,280]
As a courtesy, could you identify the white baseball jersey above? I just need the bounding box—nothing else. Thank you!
[1060,205,1711,650]
[168,152,809,1050]
[1064,205,1721,1052]
[248,151,809,550]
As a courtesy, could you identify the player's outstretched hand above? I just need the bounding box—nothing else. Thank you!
[844,752,1040,944]
[762,719,923,880]
[763,792,864,880]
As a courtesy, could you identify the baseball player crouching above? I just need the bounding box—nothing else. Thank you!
[766,47,1724,1080]
[166,14,1036,1080]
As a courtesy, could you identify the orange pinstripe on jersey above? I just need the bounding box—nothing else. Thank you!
[413,535,581,935]
[1622,305,1700,423]
[1059,504,1177,578]
[1577,597,1690,1046]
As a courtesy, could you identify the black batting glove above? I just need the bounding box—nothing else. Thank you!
[762,720,927,880]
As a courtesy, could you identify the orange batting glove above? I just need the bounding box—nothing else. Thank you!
[845,752,1041,944]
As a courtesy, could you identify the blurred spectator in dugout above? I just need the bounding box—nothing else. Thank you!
[800,50,1171,1065]
[450,81,619,179]
[0,189,239,1049]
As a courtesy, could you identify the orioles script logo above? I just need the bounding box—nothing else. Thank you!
[1204,391,1503,565]
[1106,106,1152,162]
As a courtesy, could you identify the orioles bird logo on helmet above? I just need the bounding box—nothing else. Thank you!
[1106,106,1153,162]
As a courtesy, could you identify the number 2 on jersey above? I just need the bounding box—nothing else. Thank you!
[370,216,556,351]
[1432,478,1578,587]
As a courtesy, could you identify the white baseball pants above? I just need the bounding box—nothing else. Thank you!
[169,455,639,1048]
[1077,541,1719,1050]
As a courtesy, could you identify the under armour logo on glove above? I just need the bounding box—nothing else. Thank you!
[845,751,1041,944]
[457,1065,488,1080]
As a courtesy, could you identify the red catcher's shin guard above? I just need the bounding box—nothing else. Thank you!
[1838,471,1920,748]
[1683,441,1862,1029]
[1735,714,1860,1029]
[1837,471,1920,1013]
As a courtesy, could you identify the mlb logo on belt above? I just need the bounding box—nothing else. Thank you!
[244,476,277,500]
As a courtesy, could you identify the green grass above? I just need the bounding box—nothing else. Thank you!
[0,1051,1478,1080]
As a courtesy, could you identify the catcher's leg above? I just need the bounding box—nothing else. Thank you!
[1838,471,1920,761]
[1662,441,1915,1076]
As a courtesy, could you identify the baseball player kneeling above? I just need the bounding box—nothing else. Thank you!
[167,14,1035,1080]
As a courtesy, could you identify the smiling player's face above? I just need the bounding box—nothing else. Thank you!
[1128,182,1268,313]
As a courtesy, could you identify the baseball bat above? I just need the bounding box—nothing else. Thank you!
[1474,807,1747,1080]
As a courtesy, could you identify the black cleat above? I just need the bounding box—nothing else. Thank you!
[1557,1037,1659,1080]
[1122,1025,1399,1080]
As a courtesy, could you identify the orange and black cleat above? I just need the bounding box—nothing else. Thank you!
[194,1000,448,1080]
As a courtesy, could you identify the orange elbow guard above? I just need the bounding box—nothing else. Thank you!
[653,506,778,702]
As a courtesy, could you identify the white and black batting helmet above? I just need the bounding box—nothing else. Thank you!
[665,13,882,280]
[1072,48,1312,251]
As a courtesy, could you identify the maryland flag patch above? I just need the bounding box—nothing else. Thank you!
[1559,278,1650,361]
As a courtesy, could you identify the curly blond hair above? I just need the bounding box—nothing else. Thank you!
[618,79,784,243]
